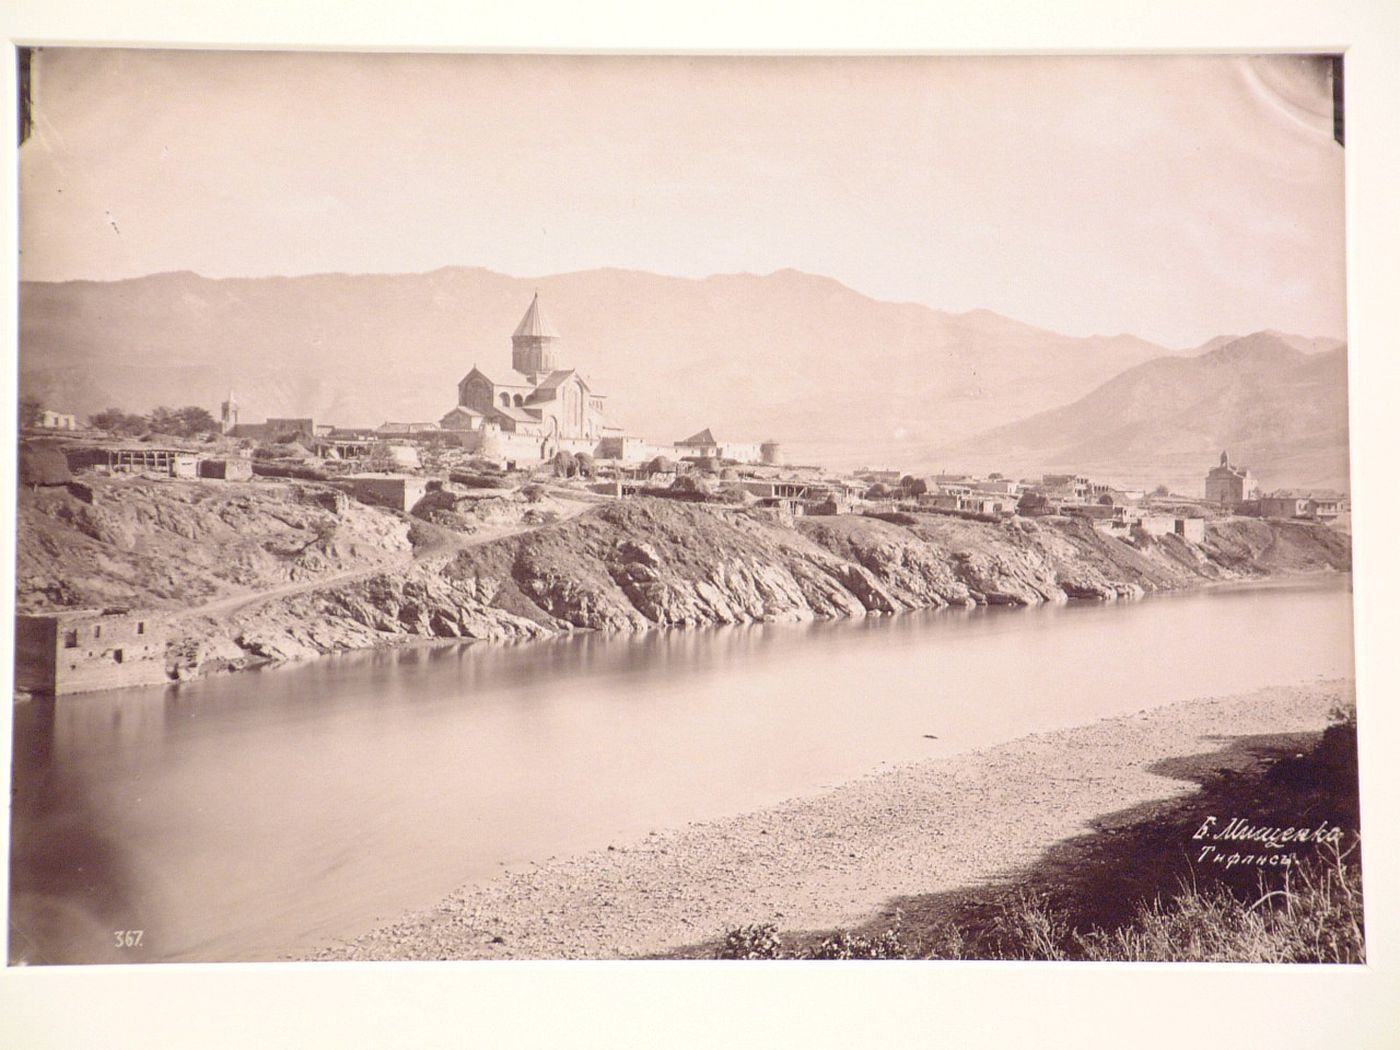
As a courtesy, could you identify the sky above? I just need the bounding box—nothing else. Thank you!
[19,50,1346,348]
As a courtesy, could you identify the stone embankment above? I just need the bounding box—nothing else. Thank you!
[183,498,1350,674]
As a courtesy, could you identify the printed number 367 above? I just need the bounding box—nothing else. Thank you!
[114,930,143,948]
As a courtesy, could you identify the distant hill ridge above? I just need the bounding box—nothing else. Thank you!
[20,265,1174,460]
[932,330,1350,493]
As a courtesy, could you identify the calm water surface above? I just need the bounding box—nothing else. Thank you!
[9,574,1354,964]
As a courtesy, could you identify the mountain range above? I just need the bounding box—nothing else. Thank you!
[18,267,1348,491]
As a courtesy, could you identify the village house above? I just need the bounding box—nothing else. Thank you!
[375,422,442,439]
[1256,491,1346,523]
[1305,495,1343,522]
[1257,493,1311,519]
[32,408,79,430]
[1204,450,1258,506]
[675,428,765,465]
[972,477,1022,497]
[1040,474,1091,504]
[16,609,169,695]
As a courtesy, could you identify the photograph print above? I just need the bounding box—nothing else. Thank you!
[9,50,1359,965]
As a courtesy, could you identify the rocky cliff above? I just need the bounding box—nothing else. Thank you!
[171,499,1351,677]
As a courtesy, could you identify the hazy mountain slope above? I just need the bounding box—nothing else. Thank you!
[933,332,1350,493]
[20,267,1172,465]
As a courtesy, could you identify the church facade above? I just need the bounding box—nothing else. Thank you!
[1204,450,1258,506]
[440,294,614,454]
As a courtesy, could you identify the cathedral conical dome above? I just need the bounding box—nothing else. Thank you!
[511,293,561,375]
[512,292,560,340]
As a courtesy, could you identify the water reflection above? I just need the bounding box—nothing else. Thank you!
[10,575,1354,964]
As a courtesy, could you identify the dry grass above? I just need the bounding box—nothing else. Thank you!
[717,844,1363,963]
[717,705,1363,964]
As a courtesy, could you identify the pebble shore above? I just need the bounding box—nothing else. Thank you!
[311,677,1354,961]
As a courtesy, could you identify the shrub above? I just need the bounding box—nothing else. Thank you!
[552,450,576,477]
[718,923,783,960]
[863,510,917,527]
[805,921,912,961]
[669,474,713,497]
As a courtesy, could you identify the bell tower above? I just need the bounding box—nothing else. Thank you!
[220,391,239,434]
[511,292,561,378]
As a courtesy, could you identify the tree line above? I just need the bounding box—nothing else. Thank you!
[88,404,220,437]
[20,396,222,437]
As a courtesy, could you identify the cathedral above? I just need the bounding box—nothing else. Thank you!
[439,294,612,447]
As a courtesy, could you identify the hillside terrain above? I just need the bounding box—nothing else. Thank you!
[932,331,1350,492]
[14,479,1350,684]
[20,267,1173,468]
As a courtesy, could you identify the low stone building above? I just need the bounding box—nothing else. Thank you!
[1135,515,1206,543]
[198,457,255,481]
[1257,493,1311,519]
[336,473,434,512]
[16,609,169,695]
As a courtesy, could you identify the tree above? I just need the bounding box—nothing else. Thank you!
[147,406,180,434]
[174,405,219,436]
[19,397,43,428]
[89,407,147,436]
[646,455,675,476]
[899,475,928,497]
[1152,484,1171,498]
[865,482,892,499]
[573,452,595,478]
[552,450,576,477]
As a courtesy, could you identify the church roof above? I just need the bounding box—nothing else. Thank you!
[492,405,542,423]
[536,369,579,390]
[461,365,536,389]
[513,293,560,339]
[679,428,718,446]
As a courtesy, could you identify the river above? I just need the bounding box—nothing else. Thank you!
[8,573,1354,964]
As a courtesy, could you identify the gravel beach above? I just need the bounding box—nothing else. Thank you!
[311,677,1354,961]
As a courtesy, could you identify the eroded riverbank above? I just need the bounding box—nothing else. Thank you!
[174,498,1350,678]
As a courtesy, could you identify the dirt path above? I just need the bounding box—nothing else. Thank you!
[186,492,596,622]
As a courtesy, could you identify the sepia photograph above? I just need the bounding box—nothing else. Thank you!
[7,46,1369,974]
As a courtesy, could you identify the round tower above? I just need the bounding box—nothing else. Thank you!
[760,439,783,466]
[510,292,561,377]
